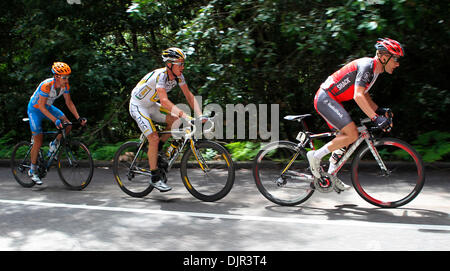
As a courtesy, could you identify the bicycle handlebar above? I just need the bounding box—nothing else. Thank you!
[56,121,86,131]
[184,115,215,139]
[361,111,393,133]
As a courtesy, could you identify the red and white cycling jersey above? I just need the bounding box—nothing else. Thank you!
[320,57,379,102]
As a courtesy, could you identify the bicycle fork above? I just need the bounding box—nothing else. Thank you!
[364,138,390,176]
[189,139,211,173]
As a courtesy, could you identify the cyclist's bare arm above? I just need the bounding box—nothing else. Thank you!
[364,92,378,111]
[157,87,189,119]
[354,85,377,119]
[63,92,84,124]
[180,83,202,117]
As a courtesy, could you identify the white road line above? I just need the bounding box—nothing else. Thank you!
[1,199,449,231]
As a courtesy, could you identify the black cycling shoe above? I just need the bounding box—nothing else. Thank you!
[150,168,172,192]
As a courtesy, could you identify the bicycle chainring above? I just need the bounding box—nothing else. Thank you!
[313,172,336,193]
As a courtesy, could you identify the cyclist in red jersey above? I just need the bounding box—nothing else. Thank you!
[307,38,405,192]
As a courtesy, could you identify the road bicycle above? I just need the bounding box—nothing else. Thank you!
[11,119,94,190]
[113,115,235,202]
[253,113,425,208]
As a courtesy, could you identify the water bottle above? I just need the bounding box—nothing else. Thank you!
[166,140,180,159]
[47,139,58,157]
[329,148,346,165]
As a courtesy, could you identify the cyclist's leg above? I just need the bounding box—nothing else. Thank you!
[129,103,159,169]
[327,123,358,151]
[312,89,354,190]
[129,103,171,191]
[314,92,358,155]
[27,107,44,184]
[313,89,356,154]
[149,103,179,143]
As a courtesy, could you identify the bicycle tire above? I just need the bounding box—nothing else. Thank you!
[180,140,235,202]
[11,141,36,188]
[253,141,315,206]
[57,140,94,190]
[351,137,425,208]
[113,141,154,197]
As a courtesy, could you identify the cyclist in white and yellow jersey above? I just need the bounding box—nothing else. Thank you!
[129,47,202,192]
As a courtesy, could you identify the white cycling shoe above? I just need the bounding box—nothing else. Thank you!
[28,170,43,185]
[308,151,351,192]
[334,178,351,191]
[151,180,172,192]
[307,150,322,178]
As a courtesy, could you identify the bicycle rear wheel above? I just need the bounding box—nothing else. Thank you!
[351,138,425,208]
[113,141,154,197]
[11,141,35,188]
[57,140,94,190]
[180,140,235,202]
[253,141,315,206]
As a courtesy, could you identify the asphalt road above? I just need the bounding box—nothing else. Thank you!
[0,165,449,251]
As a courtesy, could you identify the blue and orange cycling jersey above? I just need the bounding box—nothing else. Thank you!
[27,78,69,135]
[28,78,70,110]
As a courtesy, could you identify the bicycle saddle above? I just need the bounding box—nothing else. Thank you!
[284,114,312,122]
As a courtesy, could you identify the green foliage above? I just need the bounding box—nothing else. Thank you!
[90,141,128,161]
[411,131,450,162]
[0,131,18,159]
[225,141,261,161]
[1,0,449,161]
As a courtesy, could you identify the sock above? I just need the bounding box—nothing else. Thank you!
[314,142,332,160]
[151,168,161,183]
[31,163,38,174]
[328,162,338,174]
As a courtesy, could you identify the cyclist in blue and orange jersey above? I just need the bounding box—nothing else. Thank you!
[27,62,87,185]
[129,47,203,192]
[307,38,404,191]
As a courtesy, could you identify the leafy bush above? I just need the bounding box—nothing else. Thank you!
[411,131,450,162]
[90,141,128,161]
[225,141,261,161]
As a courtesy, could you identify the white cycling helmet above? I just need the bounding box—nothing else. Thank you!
[162,47,186,62]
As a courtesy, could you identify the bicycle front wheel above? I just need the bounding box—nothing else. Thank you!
[253,141,314,206]
[57,140,94,190]
[180,140,235,202]
[11,141,35,188]
[351,138,425,208]
[113,141,153,198]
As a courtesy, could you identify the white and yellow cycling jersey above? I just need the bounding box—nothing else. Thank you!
[130,67,186,108]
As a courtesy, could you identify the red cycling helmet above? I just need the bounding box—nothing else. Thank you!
[375,38,405,57]
[51,62,71,75]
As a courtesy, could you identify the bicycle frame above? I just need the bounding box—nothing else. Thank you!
[128,116,215,175]
[23,123,79,175]
[284,118,386,178]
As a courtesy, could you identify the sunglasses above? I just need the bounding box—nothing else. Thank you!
[392,56,401,63]
[171,62,185,67]
[56,75,70,79]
